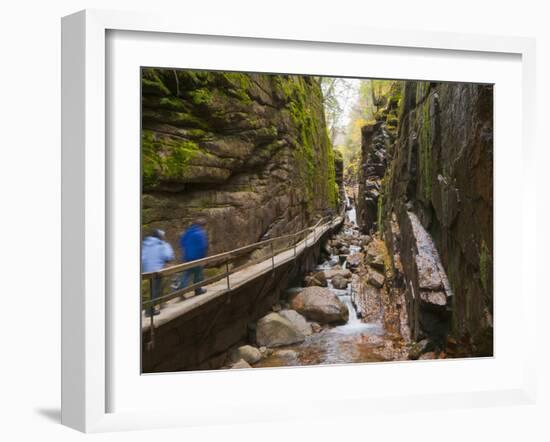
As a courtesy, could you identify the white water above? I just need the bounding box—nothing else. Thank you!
[345,193,357,225]
[257,200,385,368]
[327,276,383,335]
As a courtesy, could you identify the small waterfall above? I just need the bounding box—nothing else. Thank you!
[345,193,357,225]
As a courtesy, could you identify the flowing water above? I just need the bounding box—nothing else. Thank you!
[255,201,394,368]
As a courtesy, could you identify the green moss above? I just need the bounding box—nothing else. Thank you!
[141,129,200,187]
[142,69,170,96]
[185,128,209,139]
[163,140,200,178]
[170,111,210,129]
[189,88,213,105]
[479,240,491,292]
[281,77,318,208]
[158,96,187,111]
[141,130,161,187]
[221,73,253,104]
[277,76,338,212]
[326,143,339,207]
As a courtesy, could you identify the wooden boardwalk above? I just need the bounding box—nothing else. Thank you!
[142,217,342,332]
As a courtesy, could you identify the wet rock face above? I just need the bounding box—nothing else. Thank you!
[381,81,493,355]
[141,69,339,257]
[334,149,346,210]
[356,122,390,234]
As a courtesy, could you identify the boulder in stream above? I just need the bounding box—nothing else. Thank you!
[230,359,252,369]
[279,309,313,336]
[331,274,349,290]
[310,322,322,333]
[256,312,306,347]
[339,246,350,255]
[304,271,328,287]
[289,286,349,324]
[346,253,363,272]
[367,270,385,288]
[229,345,262,365]
[323,268,352,280]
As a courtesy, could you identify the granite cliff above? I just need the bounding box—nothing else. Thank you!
[141,69,340,257]
[357,81,493,355]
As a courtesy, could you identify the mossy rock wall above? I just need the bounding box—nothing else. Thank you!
[141,69,338,257]
[380,81,493,354]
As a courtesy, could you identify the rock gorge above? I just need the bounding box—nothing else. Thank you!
[140,72,494,372]
[357,81,493,355]
[141,69,341,257]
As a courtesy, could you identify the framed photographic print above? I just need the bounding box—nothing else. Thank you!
[61,9,537,432]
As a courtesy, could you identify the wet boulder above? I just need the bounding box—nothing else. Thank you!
[331,274,349,290]
[304,271,328,288]
[310,322,322,333]
[346,253,363,271]
[408,339,431,360]
[271,349,299,364]
[367,270,385,288]
[230,359,252,369]
[419,291,447,307]
[256,312,306,347]
[360,235,373,246]
[323,268,352,280]
[418,352,437,360]
[331,239,344,249]
[339,246,350,255]
[365,239,386,272]
[289,287,349,324]
[229,345,262,365]
[279,309,313,336]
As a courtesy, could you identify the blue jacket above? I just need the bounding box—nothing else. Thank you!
[141,236,175,273]
[179,224,208,262]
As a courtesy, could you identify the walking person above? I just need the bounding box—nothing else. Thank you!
[141,229,175,316]
[178,218,209,296]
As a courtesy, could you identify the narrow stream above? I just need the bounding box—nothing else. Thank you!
[255,199,391,368]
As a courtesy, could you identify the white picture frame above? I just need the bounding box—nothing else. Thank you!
[61,9,537,433]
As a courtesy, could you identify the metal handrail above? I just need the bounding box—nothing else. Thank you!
[141,215,341,312]
[142,216,330,280]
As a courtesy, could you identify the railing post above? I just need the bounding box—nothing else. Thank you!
[294,233,297,257]
[225,260,231,290]
[149,277,155,350]
[270,242,275,270]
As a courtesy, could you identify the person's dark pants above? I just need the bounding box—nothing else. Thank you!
[179,266,204,295]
